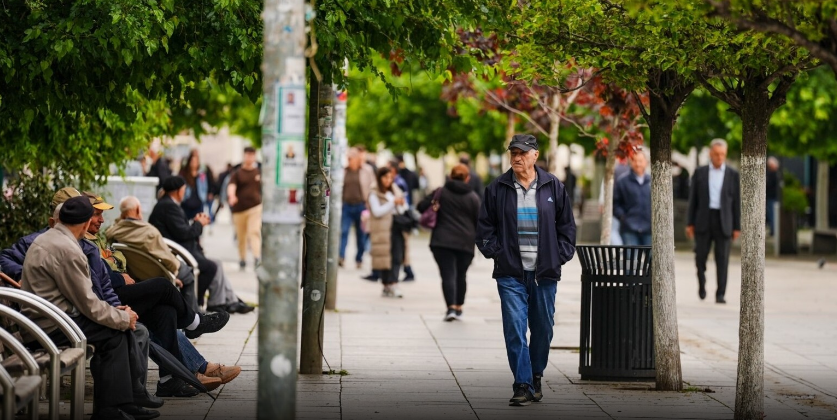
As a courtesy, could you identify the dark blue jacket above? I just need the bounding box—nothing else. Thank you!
[0,228,122,307]
[476,167,576,281]
[613,172,652,235]
[0,228,48,281]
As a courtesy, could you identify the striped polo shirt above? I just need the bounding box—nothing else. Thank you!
[514,174,538,271]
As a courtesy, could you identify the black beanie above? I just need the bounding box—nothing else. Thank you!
[59,196,94,225]
[162,176,186,192]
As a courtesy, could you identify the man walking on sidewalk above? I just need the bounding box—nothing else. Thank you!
[613,151,652,246]
[227,146,263,270]
[476,134,576,406]
[686,138,740,304]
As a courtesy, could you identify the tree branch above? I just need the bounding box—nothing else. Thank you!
[482,88,550,137]
[710,0,837,71]
[632,91,650,121]
[697,73,742,113]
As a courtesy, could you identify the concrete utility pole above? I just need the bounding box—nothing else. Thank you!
[258,0,307,417]
[300,71,334,374]
[325,83,347,311]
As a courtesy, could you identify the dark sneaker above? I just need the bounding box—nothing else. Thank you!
[185,311,230,339]
[133,389,164,408]
[361,273,379,282]
[533,375,543,402]
[90,408,133,420]
[155,377,200,398]
[508,384,534,406]
[120,404,161,420]
[444,309,457,322]
[455,309,463,320]
[239,260,246,271]
[225,300,255,314]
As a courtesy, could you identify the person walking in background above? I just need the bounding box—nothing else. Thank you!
[459,154,484,203]
[179,149,216,221]
[476,134,576,406]
[389,160,416,282]
[613,151,652,246]
[227,147,262,270]
[368,167,407,298]
[687,138,741,304]
[214,163,234,219]
[562,166,576,208]
[146,145,172,196]
[417,164,480,322]
[599,159,630,245]
[340,147,375,269]
[765,156,782,237]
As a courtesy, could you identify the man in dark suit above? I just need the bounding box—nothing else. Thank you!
[686,139,741,304]
[149,176,218,306]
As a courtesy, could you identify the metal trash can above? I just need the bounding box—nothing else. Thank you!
[576,245,655,380]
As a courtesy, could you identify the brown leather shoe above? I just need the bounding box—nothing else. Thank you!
[204,362,242,384]
[196,373,223,391]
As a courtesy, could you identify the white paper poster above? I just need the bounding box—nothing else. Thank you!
[276,136,306,188]
[277,85,306,135]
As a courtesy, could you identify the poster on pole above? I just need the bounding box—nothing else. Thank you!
[277,85,306,135]
[276,136,306,188]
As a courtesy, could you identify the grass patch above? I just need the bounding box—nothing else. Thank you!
[324,369,349,376]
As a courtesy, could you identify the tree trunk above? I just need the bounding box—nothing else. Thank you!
[599,137,618,245]
[325,84,347,310]
[734,85,771,420]
[299,71,334,374]
[502,113,516,172]
[646,70,692,392]
[815,159,830,230]
[547,92,561,174]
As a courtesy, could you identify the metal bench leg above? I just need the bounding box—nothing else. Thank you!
[70,363,85,420]
[3,391,13,420]
[47,359,60,420]
[27,385,39,420]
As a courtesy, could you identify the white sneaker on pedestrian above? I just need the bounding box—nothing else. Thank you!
[382,288,393,298]
[444,309,457,322]
[391,287,403,298]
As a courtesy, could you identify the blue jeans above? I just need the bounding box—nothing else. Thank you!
[766,199,777,236]
[157,331,207,374]
[621,230,652,246]
[496,272,557,393]
[340,203,367,262]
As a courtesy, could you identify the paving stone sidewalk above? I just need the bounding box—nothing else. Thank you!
[127,220,836,420]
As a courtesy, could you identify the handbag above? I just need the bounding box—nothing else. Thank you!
[392,209,419,232]
[360,209,371,233]
[419,188,443,229]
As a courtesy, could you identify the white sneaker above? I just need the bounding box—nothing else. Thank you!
[391,287,403,298]
[444,309,457,322]
[382,288,394,298]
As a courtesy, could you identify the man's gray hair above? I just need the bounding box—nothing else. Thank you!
[710,138,728,150]
[119,196,140,214]
[52,203,63,220]
[346,147,360,159]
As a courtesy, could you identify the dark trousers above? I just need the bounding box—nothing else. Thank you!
[192,250,218,306]
[115,277,190,377]
[177,262,200,314]
[431,247,473,307]
[381,228,405,285]
[48,315,141,409]
[116,277,196,329]
[695,210,731,299]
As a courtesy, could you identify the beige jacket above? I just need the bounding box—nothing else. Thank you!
[105,218,180,281]
[367,184,404,270]
[359,164,376,203]
[21,224,130,334]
